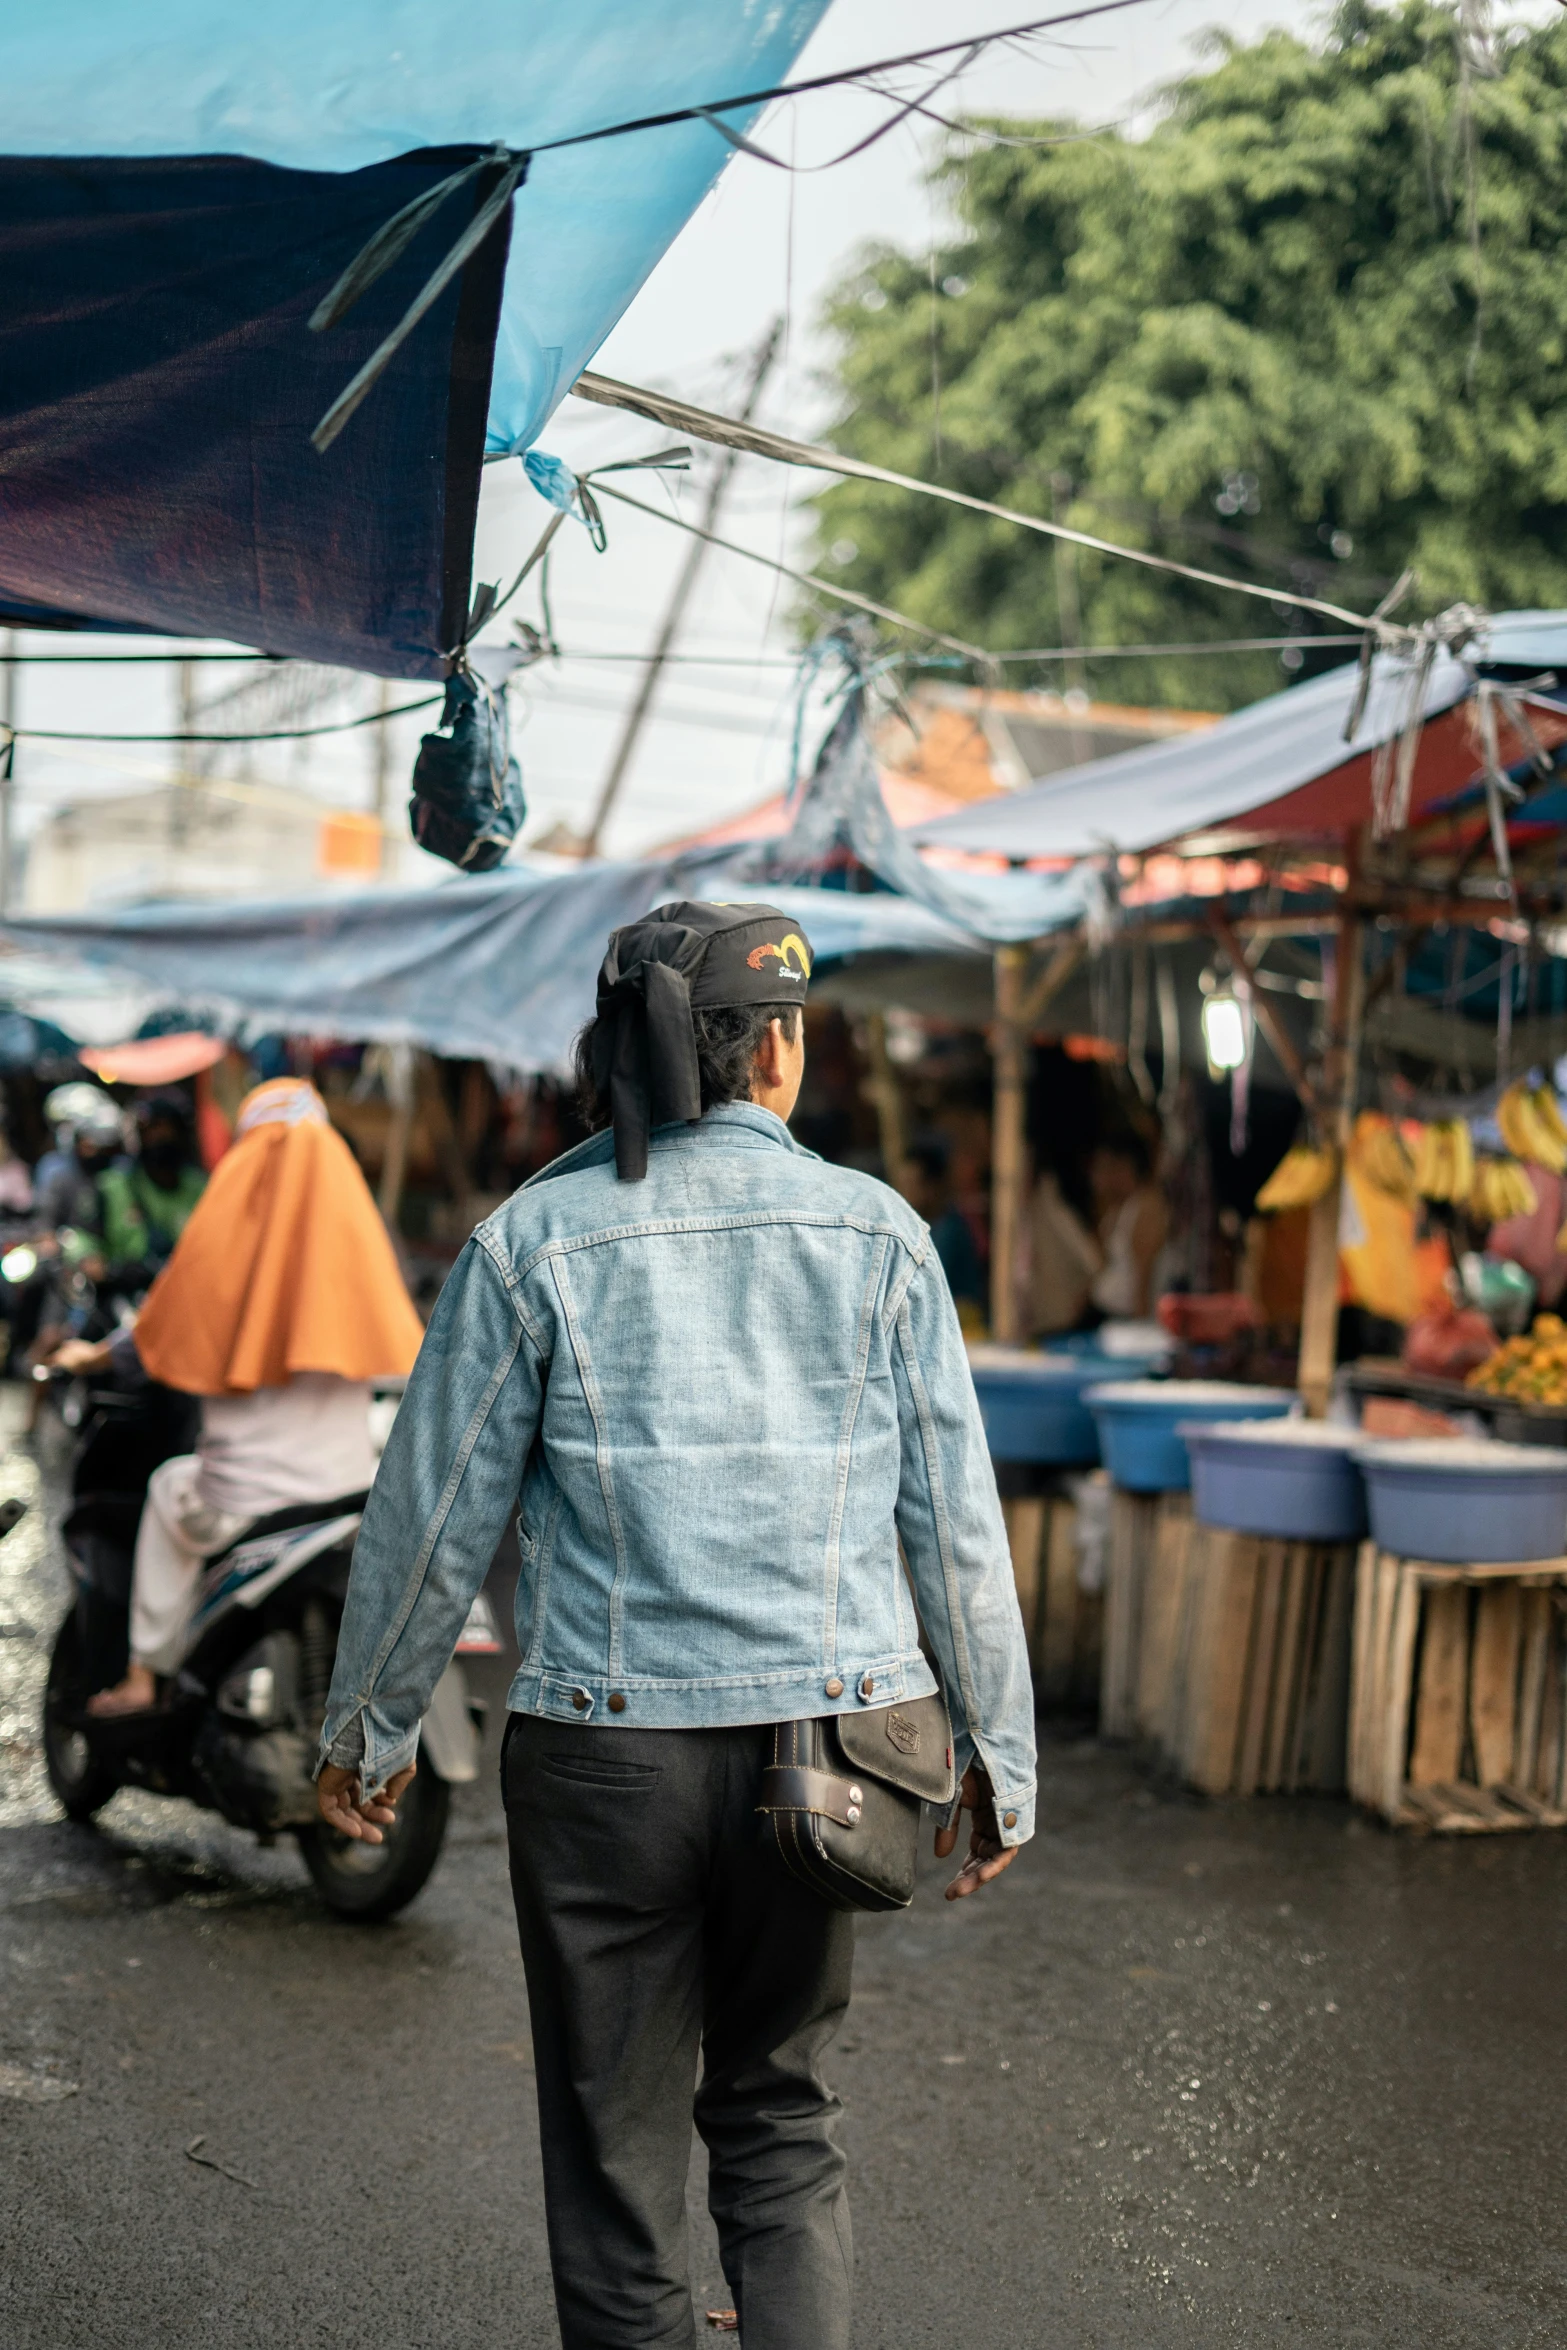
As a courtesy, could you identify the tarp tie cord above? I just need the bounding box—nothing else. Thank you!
[1365,602,1491,841]
[1342,567,1417,743]
[452,447,692,668]
[1471,678,1554,901]
[311,145,530,453]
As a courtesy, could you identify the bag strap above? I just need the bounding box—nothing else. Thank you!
[756,1765,866,1827]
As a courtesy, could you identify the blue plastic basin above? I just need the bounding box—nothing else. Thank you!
[966,1347,1113,1466]
[1354,1439,1567,1564]
[1183,1421,1367,1542]
[1085,1381,1296,1493]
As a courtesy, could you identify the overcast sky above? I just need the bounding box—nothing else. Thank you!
[10,2,1555,884]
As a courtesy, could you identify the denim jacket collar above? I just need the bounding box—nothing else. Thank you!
[526,1101,809,1191]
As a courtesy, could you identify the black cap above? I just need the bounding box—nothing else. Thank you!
[593,901,813,1180]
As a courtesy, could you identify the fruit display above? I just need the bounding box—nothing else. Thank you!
[1255,1143,1338,1211]
[1413,1118,1475,1205]
[1497,1081,1567,1176]
[1354,1111,1417,1203]
[1468,1155,1539,1225]
[1466,1312,1567,1404]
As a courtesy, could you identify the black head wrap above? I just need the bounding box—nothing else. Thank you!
[593,900,813,1181]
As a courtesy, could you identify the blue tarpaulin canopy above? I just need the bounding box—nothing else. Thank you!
[0,2,830,667]
[0,866,1003,1073]
[915,615,1567,863]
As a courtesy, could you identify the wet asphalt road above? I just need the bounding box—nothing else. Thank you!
[5,1418,1567,2347]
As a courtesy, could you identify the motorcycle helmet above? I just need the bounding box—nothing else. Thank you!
[43,1083,124,1151]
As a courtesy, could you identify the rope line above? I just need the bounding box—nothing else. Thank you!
[587,479,991,661]
[572,372,1388,636]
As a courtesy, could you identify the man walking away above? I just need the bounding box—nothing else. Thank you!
[317,901,1036,2349]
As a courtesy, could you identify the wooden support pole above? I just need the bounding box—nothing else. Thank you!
[862,1012,910,1195]
[990,935,1087,1343]
[991,946,1028,1342]
[1297,897,1364,1415]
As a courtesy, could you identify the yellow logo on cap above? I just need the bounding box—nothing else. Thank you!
[747,932,811,980]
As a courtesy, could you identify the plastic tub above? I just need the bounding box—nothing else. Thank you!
[1183,1419,1367,1542]
[965,1346,1108,1465]
[1353,1437,1567,1565]
[1085,1380,1296,1493]
[1052,1324,1171,1374]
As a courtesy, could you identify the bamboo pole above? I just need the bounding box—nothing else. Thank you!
[1297,897,1365,1415]
[990,946,1028,1342]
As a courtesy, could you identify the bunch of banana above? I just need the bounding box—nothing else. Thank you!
[1413,1118,1475,1204]
[1497,1081,1567,1175]
[1255,1143,1338,1212]
[1354,1111,1417,1204]
[1469,1154,1539,1224]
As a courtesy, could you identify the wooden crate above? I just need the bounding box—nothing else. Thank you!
[1349,1550,1567,1832]
[1002,1489,1101,1712]
[1101,1489,1191,1741]
[1145,1526,1356,1797]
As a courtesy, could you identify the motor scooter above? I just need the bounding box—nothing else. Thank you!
[41,1367,490,1920]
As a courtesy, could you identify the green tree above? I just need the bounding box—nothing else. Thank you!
[809,2,1567,710]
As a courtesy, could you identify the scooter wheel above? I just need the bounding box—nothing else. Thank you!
[43,1613,121,1822]
[295,1765,451,1922]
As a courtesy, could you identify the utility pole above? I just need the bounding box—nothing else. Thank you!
[0,630,17,917]
[171,657,198,848]
[581,316,782,858]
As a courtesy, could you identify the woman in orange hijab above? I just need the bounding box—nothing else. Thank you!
[57,1079,424,1715]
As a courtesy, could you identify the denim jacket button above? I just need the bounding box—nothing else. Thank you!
[1003,1811,1018,1829]
[571,1690,590,1712]
[858,1674,875,1700]
[824,1677,844,1698]
[607,1692,627,1713]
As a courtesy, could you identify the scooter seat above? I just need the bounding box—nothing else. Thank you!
[208,1491,371,1563]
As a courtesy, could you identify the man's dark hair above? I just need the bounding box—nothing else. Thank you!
[574,1003,801,1132]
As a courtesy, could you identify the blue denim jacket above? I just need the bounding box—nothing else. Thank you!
[320,1103,1037,1844]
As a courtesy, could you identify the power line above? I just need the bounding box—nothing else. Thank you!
[0,696,441,748]
[527,0,1161,160]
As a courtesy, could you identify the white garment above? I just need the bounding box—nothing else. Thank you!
[197,1372,376,1516]
[129,1374,374,1672]
[1091,1191,1157,1319]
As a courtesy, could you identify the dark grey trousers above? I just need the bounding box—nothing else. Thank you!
[503,1714,856,2350]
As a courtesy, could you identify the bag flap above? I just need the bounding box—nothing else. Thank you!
[833,1693,954,1805]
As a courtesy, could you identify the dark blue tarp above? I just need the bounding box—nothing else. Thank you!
[0,148,509,677]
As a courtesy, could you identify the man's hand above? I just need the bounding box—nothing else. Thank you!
[316,1762,416,1844]
[934,1764,1018,1901]
[46,1336,114,1377]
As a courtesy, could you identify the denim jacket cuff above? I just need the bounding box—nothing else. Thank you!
[991,1785,1035,1847]
[315,1704,420,1799]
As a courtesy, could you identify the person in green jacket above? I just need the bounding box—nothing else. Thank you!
[97,1093,207,1286]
